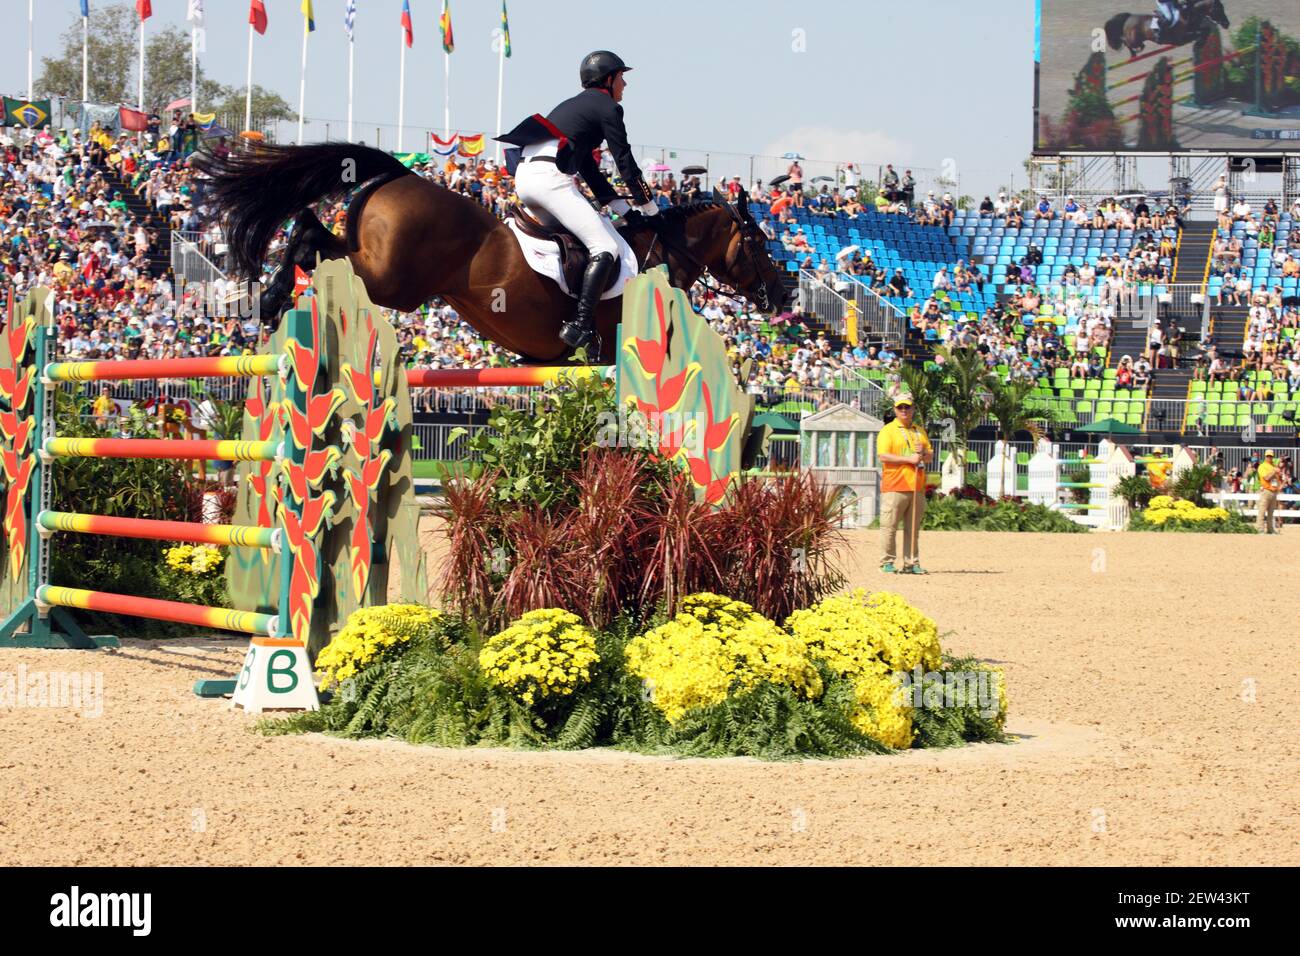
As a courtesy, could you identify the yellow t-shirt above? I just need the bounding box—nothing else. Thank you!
[1147,458,1171,489]
[878,418,931,493]
[1258,461,1282,492]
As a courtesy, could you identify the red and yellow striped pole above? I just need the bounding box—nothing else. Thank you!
[44,438,280,461]
[402,366,611,388]
[36,585,277,636]
[38,511,277,549]
[45,354,282,382]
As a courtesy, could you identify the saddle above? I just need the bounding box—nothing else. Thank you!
[508,205,632,295]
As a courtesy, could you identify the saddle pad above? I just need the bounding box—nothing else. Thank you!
[504,219,638,301]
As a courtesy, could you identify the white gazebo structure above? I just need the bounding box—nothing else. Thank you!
[799,403,884,527]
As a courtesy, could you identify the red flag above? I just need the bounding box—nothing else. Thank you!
[248,0,268,35]
[119,107,148,131]
[294,267,311,295]
[136,0,152,20]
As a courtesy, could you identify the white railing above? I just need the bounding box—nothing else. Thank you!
[798,269,852,338]
[170,230,228,285]
[1209,492,1300,522]
[798,269,906,347]
[836,273,907,347]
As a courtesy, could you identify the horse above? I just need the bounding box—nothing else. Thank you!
[1103,0,1229,58]
[192,143,788,365]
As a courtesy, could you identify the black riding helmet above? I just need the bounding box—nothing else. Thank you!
[580,51,631,88]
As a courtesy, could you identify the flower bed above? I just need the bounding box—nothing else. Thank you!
[270,591,1009,760]
[1128,495,1256,533]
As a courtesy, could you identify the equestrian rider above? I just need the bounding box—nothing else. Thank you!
[1155,0,1185,40]
[496,51,658,351]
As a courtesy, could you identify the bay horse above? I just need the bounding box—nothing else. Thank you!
[1103,0,1229,58]
[192,143,788,365]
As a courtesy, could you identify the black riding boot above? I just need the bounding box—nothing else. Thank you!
[560,251,616,350]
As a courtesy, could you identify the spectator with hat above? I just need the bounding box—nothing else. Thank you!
[1257,450,1283,533]
[877,392,932,574]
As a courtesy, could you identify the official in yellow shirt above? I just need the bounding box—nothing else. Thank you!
[1257,450,1282,533]
[877,393,932,573]
[1146,451,1171,490]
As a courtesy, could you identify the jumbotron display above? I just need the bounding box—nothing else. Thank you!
[1034,0,1300,153]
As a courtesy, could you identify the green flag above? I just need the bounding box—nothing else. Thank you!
[501,1,511,58]
[4,98,53,129]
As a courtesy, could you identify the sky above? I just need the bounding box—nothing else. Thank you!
[1,0,1037,197]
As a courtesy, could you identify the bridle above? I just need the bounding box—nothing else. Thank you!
[631,202,776,312]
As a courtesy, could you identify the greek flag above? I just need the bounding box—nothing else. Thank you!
[344,0,356,40]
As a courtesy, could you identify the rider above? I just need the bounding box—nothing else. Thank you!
[496,50,658,351]
[1155,0,1186,40]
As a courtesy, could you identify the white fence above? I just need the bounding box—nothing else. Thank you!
[1209,492,1300,523]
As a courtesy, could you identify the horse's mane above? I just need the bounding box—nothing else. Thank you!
[654,200,724,225]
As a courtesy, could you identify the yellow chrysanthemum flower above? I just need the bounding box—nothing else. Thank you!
[625,595,822,725]
[315,604,442,690]
[479,609,599,705]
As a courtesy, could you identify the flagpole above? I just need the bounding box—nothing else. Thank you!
[444,50,450,141]
[245,22,254,133]
[138,15,146,143]
[495,36,504,164]
[27,0,33,102]
[82,12,89,104]
[397,32,406,152]
[347,36,355,142]
[191,26,198,114]
[297,21,309,144]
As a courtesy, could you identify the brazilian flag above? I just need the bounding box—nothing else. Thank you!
[4,98,53,129]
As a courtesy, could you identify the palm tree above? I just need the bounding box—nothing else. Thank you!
[932,346,994,485]
[896,362,944,427]
[986,377,1052,499]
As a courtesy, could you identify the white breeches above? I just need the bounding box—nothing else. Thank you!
[514,159,622,259]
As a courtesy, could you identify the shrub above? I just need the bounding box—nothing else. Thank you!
[435,383,847,630]
[1129,495,1255,533]
[479,609,599,707]
[314,605,443,690]
[272,589,1010,759]
[625,594,822,725]
[1114,474,1156,509]
[157,544,228,608]
[921,495,1088,532]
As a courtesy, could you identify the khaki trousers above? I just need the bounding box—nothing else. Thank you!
[880,490,926,567]
[1257,489,1278,533]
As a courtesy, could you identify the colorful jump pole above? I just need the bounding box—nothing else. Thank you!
[45,353,283,382]
[36,585,278,636]
[403,365,612,388]
[43,438,280,461]
[37,511,279,549]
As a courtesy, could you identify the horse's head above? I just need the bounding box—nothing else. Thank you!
[1203,0,1230,29]
[702,187,789,314]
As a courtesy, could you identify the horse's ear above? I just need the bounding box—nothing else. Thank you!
[712,185,727,202]
[737,185,749,205]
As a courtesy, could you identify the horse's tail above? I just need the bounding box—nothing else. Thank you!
[192,143,409,280]
[1103,13,1127,51]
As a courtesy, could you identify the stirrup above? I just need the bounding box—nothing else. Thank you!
[560,320,600,354]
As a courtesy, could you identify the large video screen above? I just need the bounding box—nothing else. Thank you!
[1035,0,1300,153]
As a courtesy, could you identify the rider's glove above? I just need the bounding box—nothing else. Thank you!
[635,201,660,217]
